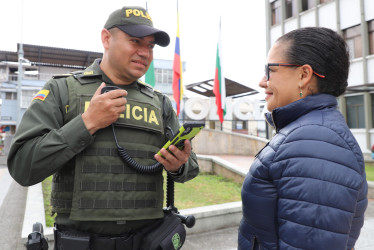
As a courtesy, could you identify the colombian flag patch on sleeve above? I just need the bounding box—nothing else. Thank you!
[32,90,50,101]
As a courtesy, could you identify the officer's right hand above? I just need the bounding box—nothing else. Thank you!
[82,83,127,135]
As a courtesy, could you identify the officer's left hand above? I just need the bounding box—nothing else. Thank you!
[154,139,191,173]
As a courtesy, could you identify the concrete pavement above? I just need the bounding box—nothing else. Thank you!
[0,165,28,250]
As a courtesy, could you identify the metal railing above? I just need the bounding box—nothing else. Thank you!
[5,73,54,82]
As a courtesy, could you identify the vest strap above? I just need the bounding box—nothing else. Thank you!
[80,181,156,191]
[82,148,155,159]
[51,199,157,209]
[80,199,157,209]
[51,198,73,209]
[82,164,135,174]
[52,182,74,192]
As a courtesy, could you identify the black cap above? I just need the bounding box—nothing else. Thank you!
[104,6,170,47]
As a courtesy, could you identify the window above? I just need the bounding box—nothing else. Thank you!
[155,68,172,84]
[21,90,40,108]
[346,95,364,128]
[286,0,298,19]
[343,25,362,59]
[5,92,17,100]
[271,0,281,25]
[233,120,248,131]
[371,93,374,127]
[320,0,333,4]
[369,20,374,55]
[301,0,316,11]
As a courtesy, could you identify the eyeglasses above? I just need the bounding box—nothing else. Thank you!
[265,63,326,81]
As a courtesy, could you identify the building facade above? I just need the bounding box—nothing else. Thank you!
[266,0,374,157]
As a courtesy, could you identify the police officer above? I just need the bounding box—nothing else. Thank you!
[7,6,199,249]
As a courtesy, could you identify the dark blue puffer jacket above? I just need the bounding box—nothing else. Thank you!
[238,94,368,250]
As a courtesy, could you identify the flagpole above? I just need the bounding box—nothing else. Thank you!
[213,16,226,126]
[172,0,183,117]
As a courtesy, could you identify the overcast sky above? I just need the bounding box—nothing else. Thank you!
[0,0,267,95]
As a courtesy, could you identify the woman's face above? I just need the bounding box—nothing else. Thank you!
[260,42,302,112]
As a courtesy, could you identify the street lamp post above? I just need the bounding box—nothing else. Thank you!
[17,44,24,128]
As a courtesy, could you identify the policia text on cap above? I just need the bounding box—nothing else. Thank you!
[7,6,199,250]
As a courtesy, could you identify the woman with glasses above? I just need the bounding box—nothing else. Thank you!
[238,27,368,249]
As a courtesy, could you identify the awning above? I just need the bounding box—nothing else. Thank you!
[0,121,16,126]
[0,44,102,69]
[186,78,258,98]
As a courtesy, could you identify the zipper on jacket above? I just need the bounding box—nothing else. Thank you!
[250,235,256,250]
[250,235,262,250]
[270,111,277,132]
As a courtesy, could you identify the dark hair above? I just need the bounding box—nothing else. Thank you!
[277,27,350,97]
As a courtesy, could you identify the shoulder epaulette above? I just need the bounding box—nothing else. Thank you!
[137,80,156,98]
[52,70,85,79]
[52,73,73,79]
[137,79,152,88]
[137,80,162,93]
[70,70,84,75]
[73,70,102,84]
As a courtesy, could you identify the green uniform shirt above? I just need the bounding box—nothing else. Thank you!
[7,59,199,234]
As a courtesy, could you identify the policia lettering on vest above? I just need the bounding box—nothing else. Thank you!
[7,6,199,250]
[84,100,160,125]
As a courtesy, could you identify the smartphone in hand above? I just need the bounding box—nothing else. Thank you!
[157,122,205,157]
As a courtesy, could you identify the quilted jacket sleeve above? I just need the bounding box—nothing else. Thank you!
[272,123,368,249]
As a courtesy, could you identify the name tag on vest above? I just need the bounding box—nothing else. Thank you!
[80,97,163,134]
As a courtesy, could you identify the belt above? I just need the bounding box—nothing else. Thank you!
[54,227,142,250]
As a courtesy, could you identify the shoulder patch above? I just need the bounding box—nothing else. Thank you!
[32,90,50,101]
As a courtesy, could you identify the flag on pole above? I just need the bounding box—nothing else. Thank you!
[172,1,183,116]
[145,60,155,87]
[213,17,226,123]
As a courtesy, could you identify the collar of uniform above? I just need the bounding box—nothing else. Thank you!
[76,59,155,98]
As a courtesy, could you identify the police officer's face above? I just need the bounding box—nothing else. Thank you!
[106,28,155,83]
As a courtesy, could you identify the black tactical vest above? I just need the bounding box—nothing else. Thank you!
[51,75,166,221]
